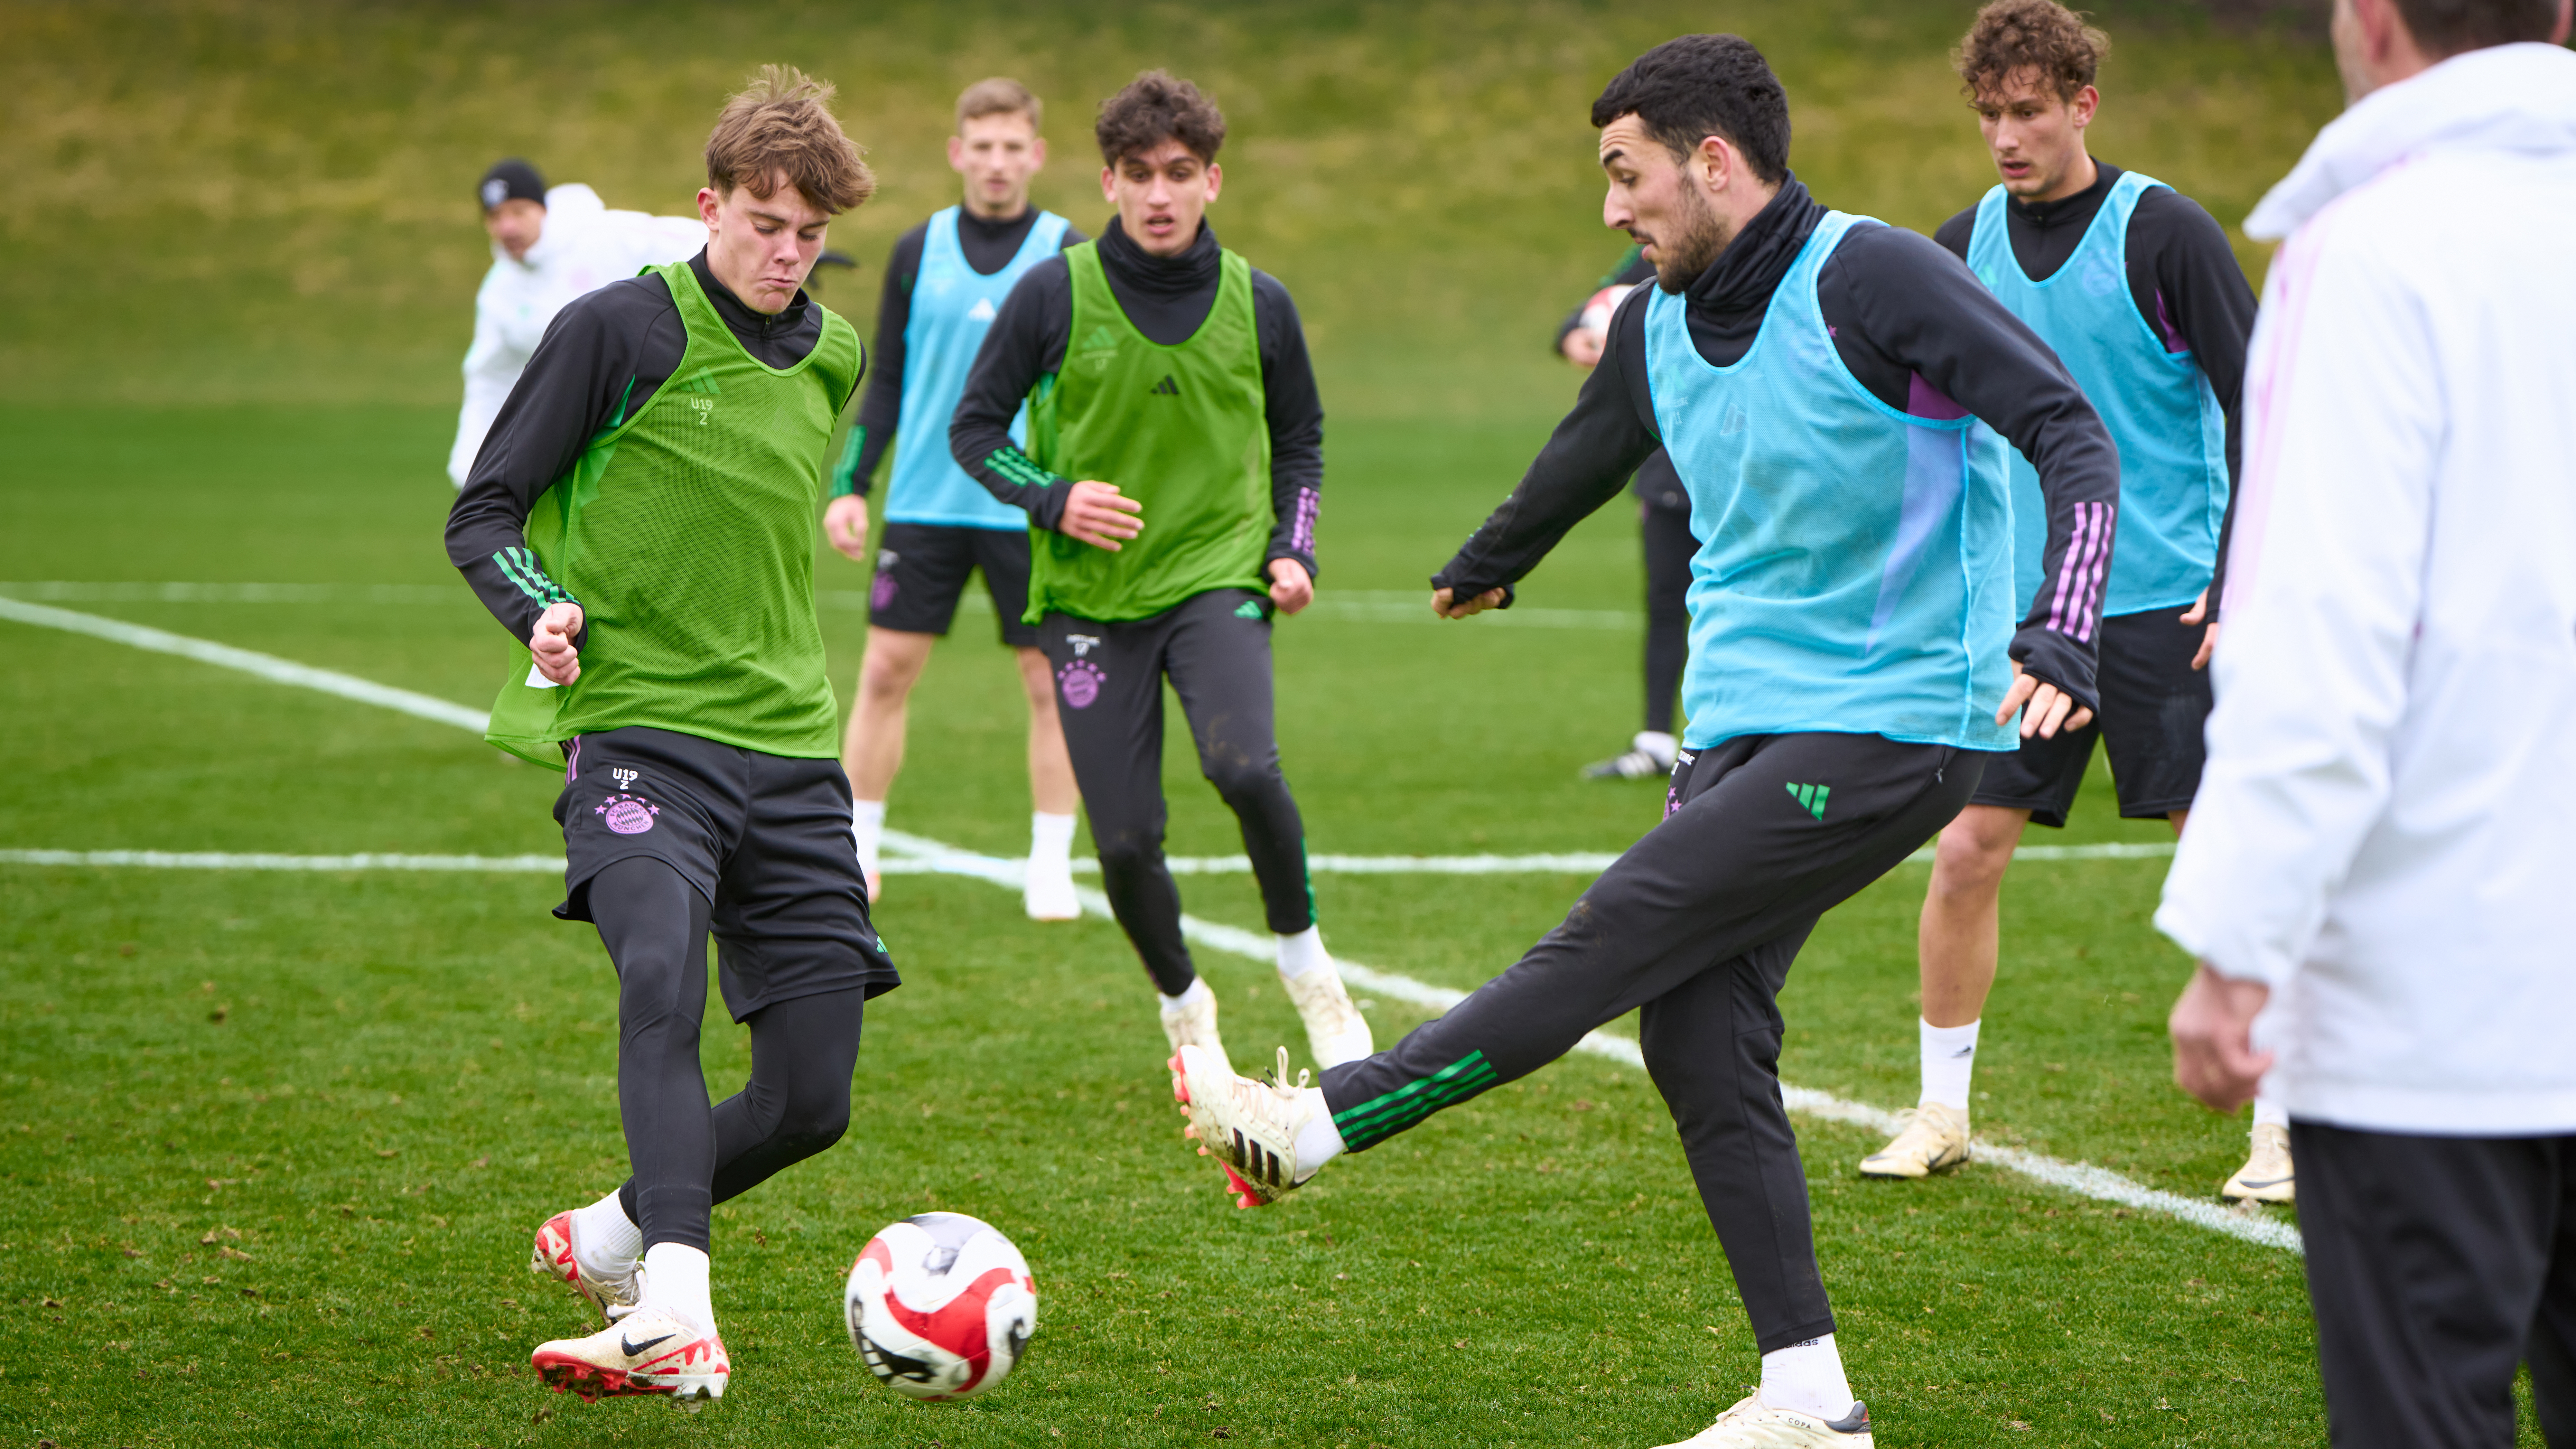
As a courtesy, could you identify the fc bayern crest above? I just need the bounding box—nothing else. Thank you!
[595,792,660,835]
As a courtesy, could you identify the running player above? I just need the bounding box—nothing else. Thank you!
[1556,245,1692,782]
[949,70,1369,1074]
[1167,35,2119,1447]
[823,78,1088,918]
[445,68,891,1403]
[449,159,702,489]
[1857,0,2265,1199]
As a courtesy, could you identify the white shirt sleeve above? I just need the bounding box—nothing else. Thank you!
[449,269,517,488]
[2153,215,2444,988]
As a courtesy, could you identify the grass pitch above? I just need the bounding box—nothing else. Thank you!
[5,3,2546,1446]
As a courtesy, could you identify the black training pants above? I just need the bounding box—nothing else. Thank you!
[1320,732,1981,1352]
[1641,499,1693,738]
[1038,590,1313,997]
[2294,1121,2576,1447]
[588,856,867,1253]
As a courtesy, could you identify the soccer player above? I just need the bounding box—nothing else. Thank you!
[444,68,891,1403]
[949,70,1370,1074]
[448,159,703,488]
[823,78,1088,918]
[2162,7,2576,1440]
[1556,245,1692,782]
[1168,35,2119,1447]
[1857,0,2263,1196]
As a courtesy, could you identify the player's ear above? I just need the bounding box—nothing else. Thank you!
[1099,165,1117,203]
[1203,161,1222,203]
[1030,136,1047,171]
[947,134,967,172]
[2070,85,2099,129]
[697,187,723,230]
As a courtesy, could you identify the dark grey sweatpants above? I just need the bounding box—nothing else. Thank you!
[1038,589,1314,997]
[1319,731,1982,1352]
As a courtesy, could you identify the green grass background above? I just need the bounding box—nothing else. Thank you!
[9,2,2550,1447]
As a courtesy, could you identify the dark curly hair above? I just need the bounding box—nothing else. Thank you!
[1095,69,1226,166]
[1589,35,1790,187]
[1953,0,2111,104]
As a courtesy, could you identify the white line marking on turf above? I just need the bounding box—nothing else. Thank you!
[0,596,492,732]
[0,581,464,605]
[8,602,2279,1253]
[0,849,562,872]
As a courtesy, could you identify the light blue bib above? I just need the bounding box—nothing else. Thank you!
[885,207,1071,528]
[1647,211,2017,753]
[1967,171,2227,615]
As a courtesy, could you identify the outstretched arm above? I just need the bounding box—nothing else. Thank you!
[1431,287,1662,616]
[950,258,1077,534]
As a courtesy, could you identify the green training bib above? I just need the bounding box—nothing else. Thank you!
[483,261,861,766]
[1021,241,1271,623]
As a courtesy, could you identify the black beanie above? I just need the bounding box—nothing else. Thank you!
[478,159,547,211]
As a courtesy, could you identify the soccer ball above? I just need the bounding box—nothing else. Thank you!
[1577,281,1636,340]
[845,1212,1037,1401]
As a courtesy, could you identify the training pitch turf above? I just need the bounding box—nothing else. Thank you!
[7,400,2427,1449]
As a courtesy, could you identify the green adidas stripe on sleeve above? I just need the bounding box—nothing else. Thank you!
[1329,1050,1499,1151]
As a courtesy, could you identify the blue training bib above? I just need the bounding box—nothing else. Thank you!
[1967,171,2228,616]
[884,207,1071,529]
[1646,211,2018,753]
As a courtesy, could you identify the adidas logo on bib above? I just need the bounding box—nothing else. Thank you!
[1151,375,1179,396]
[967,297,998,322]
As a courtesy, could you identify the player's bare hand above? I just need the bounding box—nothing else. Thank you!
[529,601,584,686]
[1996,662,2094,738]
[824,494,870,561]
[1432,586,1506,620]
[1266,558,1314,616]
[2181,589,2219,670]
[1559,329,1605,369]
[1062,480,1142,552]
[2168,964,2274,1113]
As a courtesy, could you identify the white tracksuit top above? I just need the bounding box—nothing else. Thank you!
[447,184,704,487]
[2155,44,2576,1135]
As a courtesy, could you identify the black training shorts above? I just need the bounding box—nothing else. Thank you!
[867,521,1038,648]
[1972,607,2213,829]
[554,726,899,1018]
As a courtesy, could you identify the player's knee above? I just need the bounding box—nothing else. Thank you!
[1201,751,1283,805]
[1092,828,1165,877]
[776,1089,851,1159]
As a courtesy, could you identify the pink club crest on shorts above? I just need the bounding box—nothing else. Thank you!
[596,792,661,835]
[870,572,898,610]
[1057,658,1104,710]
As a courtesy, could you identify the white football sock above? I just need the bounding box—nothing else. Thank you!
[1294,1099,1346,1169]
[851,799,887,874]
[639,1242,715,1336]
[1030,810,1077,864]
[1159,976,1213,1016]
[1919,1017,1980,1111]
[1634,729,1678,767]
[572,1188,641,1275]
[2252,1095,2289,1131]
[1276,925,1330,981]
[1760,1333,1856,1421]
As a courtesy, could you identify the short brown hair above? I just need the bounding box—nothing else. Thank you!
[2389,0,2562,56]
[1094,69,1226,166]
[704,65,876,215]
[1953,0,2111,104]
[957,77,1041,132]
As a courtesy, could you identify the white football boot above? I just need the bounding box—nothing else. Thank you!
[1654,1394,1873,1446]
[530,1308,729,1403]
[1024,854,1080,922]
[529,1209,641,1323]
[1281,958,1373,1070]
[1171,1045,1329,1208]
[2221,1122,2296,1204]
[1857,1102,1971,1179]
[1160,984,1232,1078]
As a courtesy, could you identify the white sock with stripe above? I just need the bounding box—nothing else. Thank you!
[1760,1334,1856,1421]
[1919,1018,1980,1111]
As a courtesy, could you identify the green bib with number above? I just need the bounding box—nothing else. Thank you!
[1021,240,1271,623]
[483,261,862,766]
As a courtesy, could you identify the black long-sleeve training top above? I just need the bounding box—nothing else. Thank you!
[834,207,1087,495]
[1435,175,2122,709]
[946,216,1325,580]
[1551,247,1688,514]
[445,249,846,650]
[1933,161,2257,616]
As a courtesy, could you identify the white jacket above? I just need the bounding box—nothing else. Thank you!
[447,184,704,486]
[2155,43,2576,1136]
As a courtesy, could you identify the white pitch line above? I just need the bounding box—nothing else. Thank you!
[7,600,2282,1253]
[0,596,492,733]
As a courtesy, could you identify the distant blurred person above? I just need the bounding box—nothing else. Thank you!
[823,78,1088,917]
[1556,245,1691,782]
[448,159,704,488]
[2160,1,2576,1443]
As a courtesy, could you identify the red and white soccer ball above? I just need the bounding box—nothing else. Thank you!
[845,1212,1037,1401]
